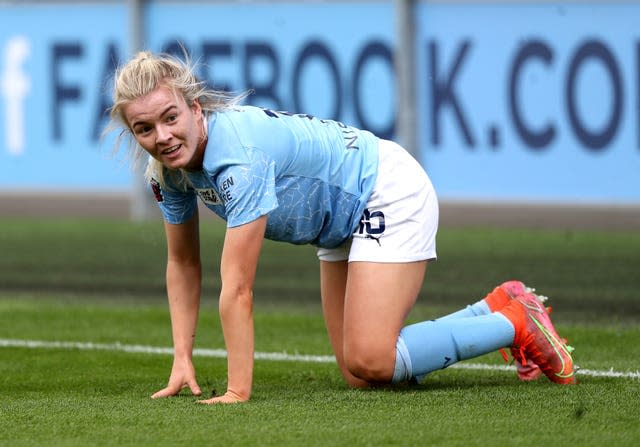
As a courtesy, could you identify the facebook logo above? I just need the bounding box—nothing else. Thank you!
[1,36,31,156]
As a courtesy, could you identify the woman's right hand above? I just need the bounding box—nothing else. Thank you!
[151,356,202,399]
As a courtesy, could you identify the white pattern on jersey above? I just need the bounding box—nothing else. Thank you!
[154,106,379,249]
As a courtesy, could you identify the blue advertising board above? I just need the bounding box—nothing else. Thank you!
[416,2,640,203]
[0,3,129,189]
[0,1,638,204]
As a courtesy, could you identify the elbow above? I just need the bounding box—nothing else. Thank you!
[166,258,202,284]
[219,286,254,316]
[167,256,202,271]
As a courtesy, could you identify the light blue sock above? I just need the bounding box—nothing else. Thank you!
[392,313,514,383]
[436,300,491,321]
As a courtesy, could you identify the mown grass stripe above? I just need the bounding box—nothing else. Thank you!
[2,338,638,380]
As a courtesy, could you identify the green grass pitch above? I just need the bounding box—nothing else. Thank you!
[1,218,639,446]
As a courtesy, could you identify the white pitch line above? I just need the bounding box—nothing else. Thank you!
[2,338,639,380]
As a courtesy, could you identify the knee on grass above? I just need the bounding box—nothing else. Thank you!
[344,350,394,384]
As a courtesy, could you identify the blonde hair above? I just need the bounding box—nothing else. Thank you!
[107,50,248,188]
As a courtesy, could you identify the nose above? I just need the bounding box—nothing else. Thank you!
[155,124,172,144]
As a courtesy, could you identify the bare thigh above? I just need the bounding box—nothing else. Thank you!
[320,260,369,387]
[320,259,427,385]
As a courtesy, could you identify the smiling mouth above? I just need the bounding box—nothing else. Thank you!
[162,144,181,155]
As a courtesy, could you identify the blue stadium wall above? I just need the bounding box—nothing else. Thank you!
[0,1,638,204]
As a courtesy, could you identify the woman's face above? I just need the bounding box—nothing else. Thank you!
[123,84,205,171]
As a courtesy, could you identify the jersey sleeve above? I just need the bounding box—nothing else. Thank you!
[150,178,198,224]
[216,148,279,228]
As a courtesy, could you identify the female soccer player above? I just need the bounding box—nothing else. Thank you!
[108,51,575,404]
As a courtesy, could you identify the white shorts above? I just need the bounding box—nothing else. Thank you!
[317,139,439,263]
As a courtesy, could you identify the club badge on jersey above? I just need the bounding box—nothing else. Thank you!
[150,179,164,202]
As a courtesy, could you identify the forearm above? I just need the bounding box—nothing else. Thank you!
[219,287,254,400]
[214,215,266,403]
[166,259,202,358]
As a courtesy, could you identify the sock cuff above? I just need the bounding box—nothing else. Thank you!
[392,334,412,383]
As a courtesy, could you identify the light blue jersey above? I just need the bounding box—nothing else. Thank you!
[152,106,379,248]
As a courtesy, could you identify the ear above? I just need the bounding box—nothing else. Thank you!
[191,98,202,115]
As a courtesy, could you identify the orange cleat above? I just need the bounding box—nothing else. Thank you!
[485,281,544,381]
[499,292,576,385]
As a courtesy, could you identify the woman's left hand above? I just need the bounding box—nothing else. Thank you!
[197,390,248,405]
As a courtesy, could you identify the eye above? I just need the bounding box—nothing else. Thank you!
[166,114,177,123]
[134,124,152,135]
